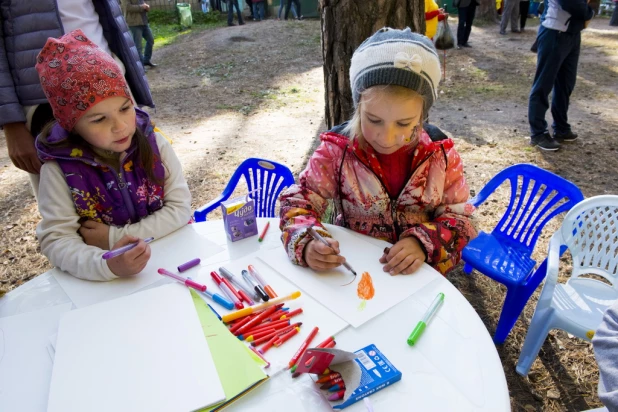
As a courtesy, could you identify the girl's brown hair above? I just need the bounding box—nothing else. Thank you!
[342,85,425,149]
[38,120,163,185]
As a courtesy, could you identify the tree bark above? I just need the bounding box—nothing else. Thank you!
[476,0,498,22]
[320,0,425,129]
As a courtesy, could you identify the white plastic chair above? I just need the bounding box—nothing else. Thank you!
[516,195,618,377]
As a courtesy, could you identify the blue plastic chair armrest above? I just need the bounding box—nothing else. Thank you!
[194,194,227,222]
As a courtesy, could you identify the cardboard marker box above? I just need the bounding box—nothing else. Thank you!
[296,344,401,409]
[221,194,258,242]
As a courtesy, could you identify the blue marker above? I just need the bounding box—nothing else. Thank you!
[188,277,235,310]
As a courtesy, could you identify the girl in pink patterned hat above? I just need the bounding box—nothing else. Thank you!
[33,30,191,281]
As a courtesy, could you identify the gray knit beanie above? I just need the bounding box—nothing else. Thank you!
[350,27,441,114]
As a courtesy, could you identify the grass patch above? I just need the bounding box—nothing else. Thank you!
[149,11,226,50]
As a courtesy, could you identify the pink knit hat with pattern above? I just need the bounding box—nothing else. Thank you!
[35,29,132,131]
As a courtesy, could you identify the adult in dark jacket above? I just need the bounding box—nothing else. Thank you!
[527,0,593,151]
[0,0,153,180]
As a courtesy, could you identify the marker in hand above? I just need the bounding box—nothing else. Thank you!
[102,237,154,259]
[307,227,357,278]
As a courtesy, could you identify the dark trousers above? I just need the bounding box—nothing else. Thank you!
[227,0,243,24]
[210,0,222,11]
[528,26,581,138]
[457,3,477,46]
[520,1,530,29]
[245,0,253,16]
[285,0,301,19]
[129,25,154,64]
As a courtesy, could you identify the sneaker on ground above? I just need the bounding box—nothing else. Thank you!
[530,133,560,151]
[553,130,578,142]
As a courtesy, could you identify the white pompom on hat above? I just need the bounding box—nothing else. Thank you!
[350,27,441,114]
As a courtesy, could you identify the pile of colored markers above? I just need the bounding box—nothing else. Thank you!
[226,303,304,354]
[210,264,276,309]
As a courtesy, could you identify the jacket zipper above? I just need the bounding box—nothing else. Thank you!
[350,150,436,238]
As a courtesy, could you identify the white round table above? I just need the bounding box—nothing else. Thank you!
[0,218,510,412]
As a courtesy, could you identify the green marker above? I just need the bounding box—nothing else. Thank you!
[407,292,444,346]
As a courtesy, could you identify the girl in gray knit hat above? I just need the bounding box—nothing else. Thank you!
[279,27,476,277]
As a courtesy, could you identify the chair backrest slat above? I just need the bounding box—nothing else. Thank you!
[484,164,584,253]
[563,197,618,283]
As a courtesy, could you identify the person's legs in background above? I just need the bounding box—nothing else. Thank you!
[500,0,518,33]
[528,26,566,150]
[129,26,144,62]
[463,2,477,45]
[234,0,244,24]
[551,33,580,140]
[292,0,302,19]
[520,1,530,29]
[246,0,255,19]
[457,6,469,47]
[142,25,156,67]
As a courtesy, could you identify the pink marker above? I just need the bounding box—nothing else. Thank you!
[158,268,207,292]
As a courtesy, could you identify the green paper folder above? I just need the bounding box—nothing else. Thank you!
[191,291,268,411]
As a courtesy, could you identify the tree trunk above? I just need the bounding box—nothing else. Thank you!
[476,0,498,22]
[320,0,425,129]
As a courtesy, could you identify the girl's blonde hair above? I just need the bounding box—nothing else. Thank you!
[342,85,426,147]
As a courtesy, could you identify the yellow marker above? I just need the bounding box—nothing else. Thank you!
[222,291,301,323]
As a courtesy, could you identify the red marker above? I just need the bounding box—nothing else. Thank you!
[320,377,343,387]
[210,271,243,310]
[250,323,302,346]
[243,319,291,335]
[280,308,303,320]
[258,221,270,242]
[229,314,255,334]
[216,272,244,303]
[316,335,335,348]
[235,305,280,336]
[275,326,300,347]
[316,372,342,384]
[287,326,319,369]
[243,328,276,342]
[259,335,279,354]
[324,340,336,349]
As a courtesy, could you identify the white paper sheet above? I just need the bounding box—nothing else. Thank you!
[47,284,225,412]
[0,303,72,412]
[258,225,438,328]
[196,255,350,371]
[53,225,225,308]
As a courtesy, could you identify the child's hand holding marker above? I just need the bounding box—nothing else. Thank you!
[305,233,345,270]
[379,237,427,275]
[105,236,152,277]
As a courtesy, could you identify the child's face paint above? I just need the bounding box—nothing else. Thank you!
[360,88,423,155]
[73,97,137,153]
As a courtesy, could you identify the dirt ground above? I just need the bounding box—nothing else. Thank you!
[1,15,617,411]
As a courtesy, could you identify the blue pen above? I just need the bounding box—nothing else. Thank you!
[207,303,222,320]
[188,277,235,310]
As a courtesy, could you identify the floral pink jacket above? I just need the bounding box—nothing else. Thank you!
[279,128,477,275]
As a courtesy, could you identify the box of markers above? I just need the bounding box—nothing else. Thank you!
[332,344,401,409]
[296,343,401,410]
[221,193,258,242]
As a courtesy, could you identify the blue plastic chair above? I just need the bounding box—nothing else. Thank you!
[194,158,295,222]
[462,164,584,344]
